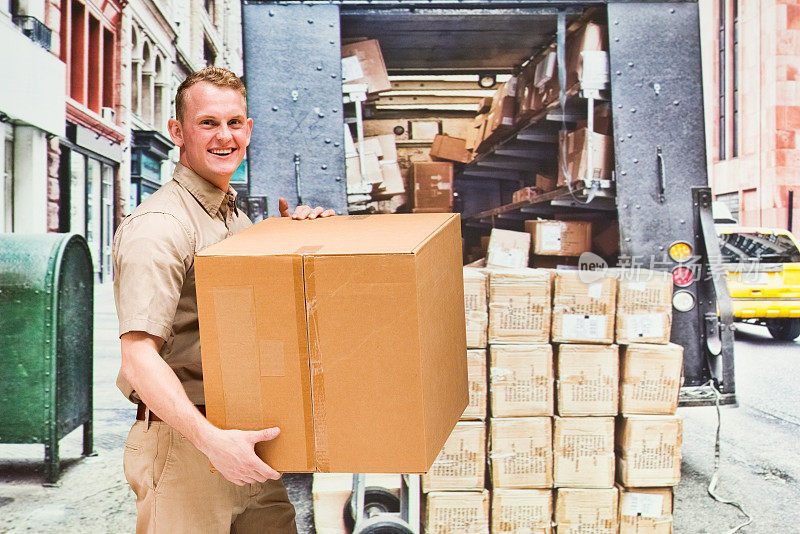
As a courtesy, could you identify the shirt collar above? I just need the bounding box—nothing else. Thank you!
[173,163,236,218]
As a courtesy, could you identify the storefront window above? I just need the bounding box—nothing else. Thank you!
[86,157,102,276]
[101,163,113,278]
[70,152,86,236]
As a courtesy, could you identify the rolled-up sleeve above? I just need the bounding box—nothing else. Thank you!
[113,212,194,341]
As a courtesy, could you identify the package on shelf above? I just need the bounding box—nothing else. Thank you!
[467,114,489,153]
[341,39,391,94]
[536,174,558,192]
[512,186,540,204]
[488,268,553,343]
[516,60,539,123]
[533,49,559,110]
[620,343,683,416]
[576,104,613,136]
[492,489,553,534]
[379,161,405,195]
[617,485,673,534]
[556,344,619,417]
[346,153,382,189]
[312,473,400,534]
[462,349,487,421]
[611,268,674,344]
[557,128,614,187]
[551,271,616,344]
[553,416,615,488]
[481,77,518,148]
[413,162,454,211]
[490,417,553,489]
[430,134,471,163]
[486,228,531,269]
[555,487,619,534]
[422,421,486,492]
[464,267,489,348]
[526,220,592,257]
[425,490,490,534]
[531,256,579,270]
[592,219,620,259]
[490,343,554,417]
[477,96,493,114]
[565,21,608,92]
[616,416,682,487]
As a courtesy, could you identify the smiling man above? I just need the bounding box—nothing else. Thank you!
[113,67,331,533]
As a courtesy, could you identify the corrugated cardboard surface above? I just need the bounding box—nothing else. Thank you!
[422,421,486,492]
[490,344,554,417]
[462,349,487,421]
[486,229,531,269]
[312,473,400,534]
[488,269,552,343]
[196,214,467,473]
[616,416,683,487]
[557,128,614,186]
[464,267,488,313]
[551,271,616,344]
[613,270,674,344]
[553,416,615,488]
[431,134,471,163]
[555,488,618,534]
[526,220,592,257]
[490,417,553,489]
[341,39,391,94]
[556,344,619,416]
[617,485,673,534]
[466,311,488,349]
[413,162,454,210]
[620,343,683,415]
[425,490,490,534]
[492,489,553,534]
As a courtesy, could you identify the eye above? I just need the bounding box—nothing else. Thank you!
[200,119,214,126]
[229,119,243,126]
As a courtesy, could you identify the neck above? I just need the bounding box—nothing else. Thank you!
[179,154,229,192]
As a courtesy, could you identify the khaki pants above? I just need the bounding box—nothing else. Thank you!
[124,420,297,534]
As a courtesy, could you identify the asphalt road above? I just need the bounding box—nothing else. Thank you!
[0,283,798,532]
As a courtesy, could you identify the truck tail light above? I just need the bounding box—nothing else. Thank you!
[672,266,694,287]
[669,241,693,262]
[672,290,696,311]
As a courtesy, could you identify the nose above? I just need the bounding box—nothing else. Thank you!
[216,123,233,143]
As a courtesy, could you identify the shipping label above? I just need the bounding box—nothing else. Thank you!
[561,314,607,340]
[539,225,563,252]
[341,55,364,82]
[625,313,665,340]
[621,493,664,518]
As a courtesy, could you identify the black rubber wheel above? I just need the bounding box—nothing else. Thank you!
[343,487,401,533]
[357,520,414,534]
[766,318,800,341]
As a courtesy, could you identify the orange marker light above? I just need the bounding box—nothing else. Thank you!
[669,241,693,263]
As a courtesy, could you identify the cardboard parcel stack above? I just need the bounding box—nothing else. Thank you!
[195,213,467,473]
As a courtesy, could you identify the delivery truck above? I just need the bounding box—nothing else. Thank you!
[235,0,735,408]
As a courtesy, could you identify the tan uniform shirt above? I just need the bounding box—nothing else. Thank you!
[113,163,252,404]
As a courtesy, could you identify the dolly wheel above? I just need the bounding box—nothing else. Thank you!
[343,487,401,533]
[766,318,800,341]
[353,515,414,534]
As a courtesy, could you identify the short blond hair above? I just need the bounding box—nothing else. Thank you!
[174,67,247,122]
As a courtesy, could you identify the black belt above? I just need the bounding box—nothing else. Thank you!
[136,403,206,422]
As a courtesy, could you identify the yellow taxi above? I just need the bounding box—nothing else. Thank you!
[716,224,800,340]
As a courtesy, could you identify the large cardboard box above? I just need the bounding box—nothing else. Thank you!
[466,115,487,152]
[616,416,682,487]
[422,421,486,492]
[526,220,592,257]
[430,134,471,163]
[413,162,454,211]
[553,417,615,488]
[613,269,674,344]
[556,344,618,416]
[195,214,467,473]
[551,271,616,344]
[425,491,490,534]
[462,349,487,421]
[490,417,553,489]
[492,489,553,534]
[341,39,391,94]
[490,344,554,417]
[620,343,683,415]
[312,473,400,534]
[557,128,613,187]
[617,485,673,534]
[464,267,488,348]
[555,488,619,534]
[486,228,531,269]
[488,269,553,344]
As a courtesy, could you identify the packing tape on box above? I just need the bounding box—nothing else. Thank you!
[302,255,331,472]
[294,257,317,470]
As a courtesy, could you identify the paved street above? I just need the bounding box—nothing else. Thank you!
[1,283,799,532]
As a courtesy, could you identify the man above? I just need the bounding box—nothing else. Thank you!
[114,66,333,533]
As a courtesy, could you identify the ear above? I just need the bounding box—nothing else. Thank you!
[168,118,184,148]
[244,117,254,148]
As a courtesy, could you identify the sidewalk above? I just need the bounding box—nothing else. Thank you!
[0,282,314,533]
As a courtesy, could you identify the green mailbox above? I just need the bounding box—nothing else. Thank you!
[0,233,94,483]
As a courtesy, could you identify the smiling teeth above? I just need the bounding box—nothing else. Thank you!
[210,149,234,155]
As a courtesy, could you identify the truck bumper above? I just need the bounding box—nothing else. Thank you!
[732,299,800,319]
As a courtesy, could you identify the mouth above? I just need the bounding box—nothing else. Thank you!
[208,148,236,157]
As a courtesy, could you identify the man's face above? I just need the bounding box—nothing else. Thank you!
[168,82,252,186]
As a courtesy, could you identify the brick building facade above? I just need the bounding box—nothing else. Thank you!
[701,0,800,230]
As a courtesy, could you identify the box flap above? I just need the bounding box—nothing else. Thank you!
[197,214,458,257]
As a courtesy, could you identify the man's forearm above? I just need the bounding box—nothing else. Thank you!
[121,334,217,449]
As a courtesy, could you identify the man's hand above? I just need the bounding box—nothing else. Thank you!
[198,426,283,486]
[278,197,335,220]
